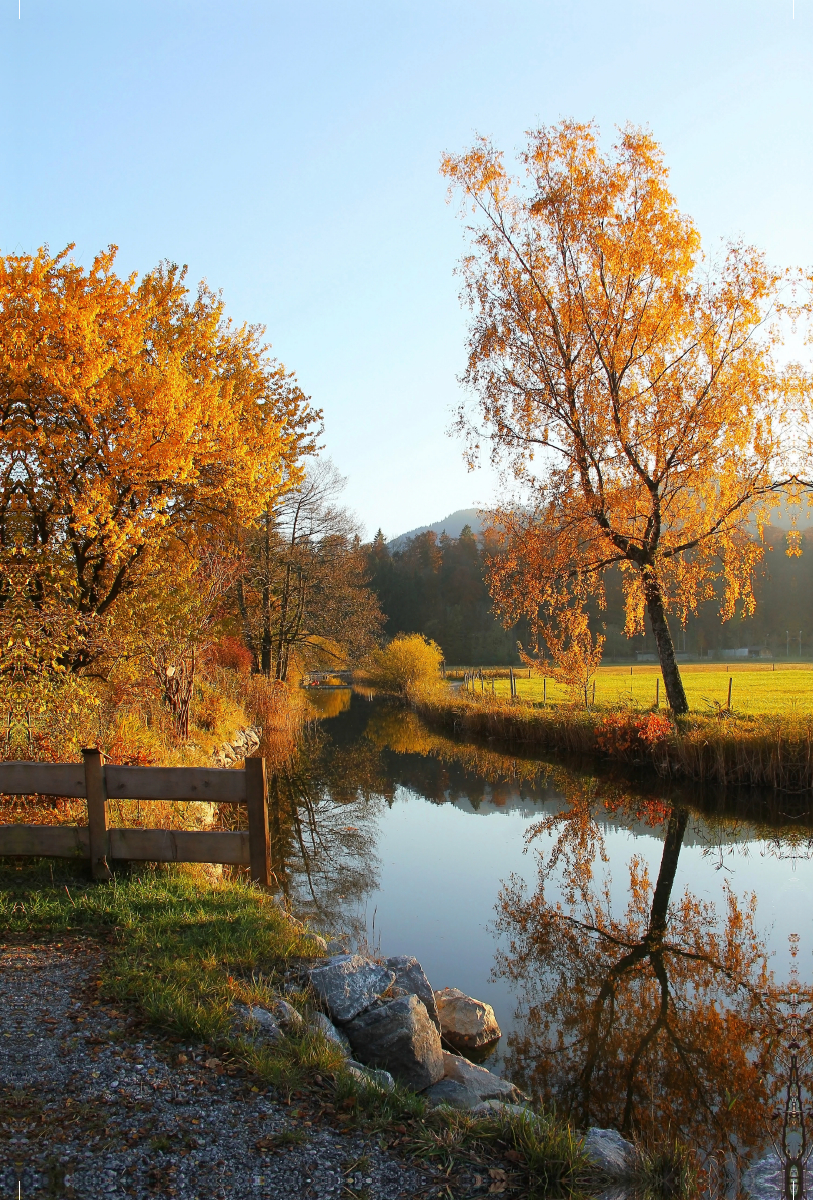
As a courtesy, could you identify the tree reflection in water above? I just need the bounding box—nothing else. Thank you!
[263,719,390,939]
[492,784,799,1173]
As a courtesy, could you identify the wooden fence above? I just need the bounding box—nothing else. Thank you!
[0,749,271,885]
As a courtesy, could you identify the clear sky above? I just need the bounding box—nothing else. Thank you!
[2,1,811,538]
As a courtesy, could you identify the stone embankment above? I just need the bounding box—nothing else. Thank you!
[237,948,650,1182]
[213,726,262,767]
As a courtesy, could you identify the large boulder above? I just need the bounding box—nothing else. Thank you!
[424,1077,481,1110]
[309,954,395,1023]
[441,1051,523,1103]
[582,1128,635,1176]
[434,987,501,1050]
[384,955,440,1031]
[344,994,444,1090]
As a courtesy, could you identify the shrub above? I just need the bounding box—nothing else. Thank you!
[596,711,672,758]
[207,637,253,675]
[366,634,444,697]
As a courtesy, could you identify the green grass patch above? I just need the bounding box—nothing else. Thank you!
[0,859,324,1043]
[482,662,813,715]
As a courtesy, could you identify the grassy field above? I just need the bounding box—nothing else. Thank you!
[477,662,813,715]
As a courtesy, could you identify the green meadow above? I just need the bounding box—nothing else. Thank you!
[481,662,813,715]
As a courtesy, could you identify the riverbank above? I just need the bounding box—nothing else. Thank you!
[1,861,645,1199]
[412,687,813,790]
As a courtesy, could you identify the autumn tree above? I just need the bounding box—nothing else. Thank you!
[235,459,383,680]
[443,123,786,712]
[0,246,318,673]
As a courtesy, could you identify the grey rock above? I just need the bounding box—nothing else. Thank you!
[384,955,440,1031]
[309,1011,351,1056]
[345,994,444,1091]
[271,998,303,1031]
[309,954,395,1023]
[471,1100,534,1119]
[424,1077,481,1110]
[345,1060,396,1093]
[742,1151,782,1199]
[441,1051,523,1103]
[583,1128,635,1176]
[232,1003,283,1042]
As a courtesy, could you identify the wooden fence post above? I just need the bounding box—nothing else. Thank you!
[246,757,271,887]
[82,748,112,882]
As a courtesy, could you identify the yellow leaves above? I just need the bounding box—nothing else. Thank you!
[0,247,319,665]
[448,123,788,691]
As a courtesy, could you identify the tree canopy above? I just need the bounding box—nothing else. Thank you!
[443,122,790,712]
[0,245,319,677]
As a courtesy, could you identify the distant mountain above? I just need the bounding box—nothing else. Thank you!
[388,508,483,550]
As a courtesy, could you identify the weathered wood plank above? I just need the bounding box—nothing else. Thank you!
[0,762,87,798]
[107,828,250,865]
[104,766,246,803]
[83,748,112,881]
[0,825,90,857]
[0,824,251,864]
[245,757,271,887]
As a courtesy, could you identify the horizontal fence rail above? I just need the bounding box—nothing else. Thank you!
[0,750,271,885]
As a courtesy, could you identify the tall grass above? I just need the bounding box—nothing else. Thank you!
[412,687,813,790]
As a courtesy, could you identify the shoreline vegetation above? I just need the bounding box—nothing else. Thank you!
[409,685,813,790]
[358,635,813,790]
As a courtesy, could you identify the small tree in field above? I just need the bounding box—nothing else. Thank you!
[443,122,785,714]
[524,607,604,710]
[367,634,443,698]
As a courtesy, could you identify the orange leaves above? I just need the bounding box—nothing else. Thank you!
[596,711,672,759]
[0,247,319,630]
[445,121,786,712]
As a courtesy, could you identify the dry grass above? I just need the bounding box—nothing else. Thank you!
[413,686,813,790]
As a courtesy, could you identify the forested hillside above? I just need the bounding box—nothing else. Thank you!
[366,524,813,663]
[366,526,526,665]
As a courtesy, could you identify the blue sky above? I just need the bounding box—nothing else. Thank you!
[2,1,811,537]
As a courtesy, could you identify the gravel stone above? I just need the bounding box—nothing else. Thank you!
[0,940,435,1199]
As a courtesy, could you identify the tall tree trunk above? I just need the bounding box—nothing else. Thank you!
[642,568,688,714]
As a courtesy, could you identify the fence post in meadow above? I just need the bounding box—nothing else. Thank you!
[246,756,272,887]
[543,677,547,705]
[728,677,733,711]
[656,678,659,708]
[509,666,515,698]
[82,747,112,882]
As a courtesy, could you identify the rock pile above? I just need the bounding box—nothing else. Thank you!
[303,952,517,1109]
[213,725,262,767]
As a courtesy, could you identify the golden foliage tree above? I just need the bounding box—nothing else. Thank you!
[0,246,319,677]
[442,123,785,713]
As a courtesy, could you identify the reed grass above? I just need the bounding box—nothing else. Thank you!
[413,686,813,790]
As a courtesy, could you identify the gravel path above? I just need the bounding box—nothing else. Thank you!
[0,940,448,1200]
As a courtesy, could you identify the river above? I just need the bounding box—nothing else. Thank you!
[269,690,810,1186]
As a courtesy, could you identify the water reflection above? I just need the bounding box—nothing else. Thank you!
[494,797,776,1161]
[264,695,813,1183]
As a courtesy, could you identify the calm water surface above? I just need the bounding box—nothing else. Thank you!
[271,690,812,1176]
